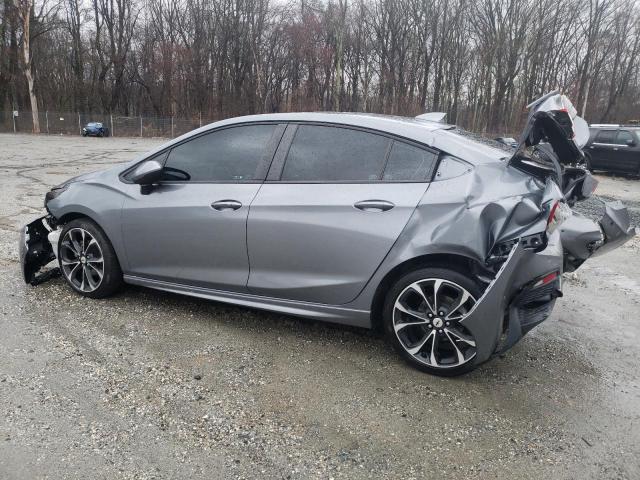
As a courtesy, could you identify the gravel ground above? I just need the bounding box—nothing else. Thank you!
[1,134,639,479]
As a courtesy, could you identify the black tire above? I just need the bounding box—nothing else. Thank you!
[82,132,87,137]
[58,218,123,298]
[582,152,594,172]
[382,266,484,377]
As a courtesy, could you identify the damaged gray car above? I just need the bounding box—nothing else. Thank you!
[20,91,636,376]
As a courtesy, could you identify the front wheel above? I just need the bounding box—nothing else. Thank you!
[58,218,123,298]
[383,267,483,376]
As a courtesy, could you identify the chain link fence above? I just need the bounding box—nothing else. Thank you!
[0,110,213,139]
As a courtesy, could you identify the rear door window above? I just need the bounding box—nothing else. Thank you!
[382,141,437,181]
[281,125,390,182]
[594,130,616,144]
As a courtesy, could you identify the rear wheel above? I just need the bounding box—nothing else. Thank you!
[383,267,483,376]
[581,152,594,172]
[58,218,123,298]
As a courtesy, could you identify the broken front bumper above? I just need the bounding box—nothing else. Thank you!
[19,215,61,285]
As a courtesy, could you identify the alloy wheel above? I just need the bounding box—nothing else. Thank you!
[393,278,477,369]
[59,227,104,292]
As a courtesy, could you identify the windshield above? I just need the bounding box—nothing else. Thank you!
[87,122,102,127]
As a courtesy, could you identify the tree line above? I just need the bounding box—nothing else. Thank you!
[1,0,639,134]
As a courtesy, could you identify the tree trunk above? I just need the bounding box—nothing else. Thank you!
[14,0,40,132]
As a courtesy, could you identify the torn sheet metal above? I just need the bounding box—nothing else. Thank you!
[19,215,60,285]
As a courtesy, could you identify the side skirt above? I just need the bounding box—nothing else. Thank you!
[123,275,372,328]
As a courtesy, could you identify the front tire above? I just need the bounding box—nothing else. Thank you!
[383,267,483,376]
[58,218,123,298]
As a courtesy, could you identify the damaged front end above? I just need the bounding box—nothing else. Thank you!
[19,215,61,285]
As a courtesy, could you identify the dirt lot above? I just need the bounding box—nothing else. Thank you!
[1,133,639,479]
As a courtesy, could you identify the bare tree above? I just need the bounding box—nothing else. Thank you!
[2,0,640,132]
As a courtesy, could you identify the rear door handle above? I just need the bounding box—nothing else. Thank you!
[211,199,242,211]
[354,200,395,212]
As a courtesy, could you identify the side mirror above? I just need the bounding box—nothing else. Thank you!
[131,159,163,194]
[131,159,163,185]
[626,139,635,147]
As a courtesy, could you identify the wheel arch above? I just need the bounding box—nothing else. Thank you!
[370,253,487,332]
[54,210,127,270]
[57,211,94,225]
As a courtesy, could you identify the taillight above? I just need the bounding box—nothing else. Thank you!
[546,201,571,235]
[533,271,559,288]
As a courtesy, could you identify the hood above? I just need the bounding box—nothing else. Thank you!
[509,91,589,167]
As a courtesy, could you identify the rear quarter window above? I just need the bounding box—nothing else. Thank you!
[382,141,437,181]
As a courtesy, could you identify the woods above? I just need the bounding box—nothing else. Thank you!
[1,0,639,134]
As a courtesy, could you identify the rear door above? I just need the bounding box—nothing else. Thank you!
[246,124,436,305]
[588,129,619,170]
[614,130,640,173]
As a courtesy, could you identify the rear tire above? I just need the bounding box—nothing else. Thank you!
[58,218,123,298]
[582,152,594,172]
[382,267,484,376]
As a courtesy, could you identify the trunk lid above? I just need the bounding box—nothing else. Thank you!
[509,90,590,167]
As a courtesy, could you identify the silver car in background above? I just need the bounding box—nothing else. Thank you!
[20,92,636,376]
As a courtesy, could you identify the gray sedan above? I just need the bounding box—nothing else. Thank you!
[20,92,636,376]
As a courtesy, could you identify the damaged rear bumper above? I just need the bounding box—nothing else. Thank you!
[19,215,61,285]
[562,201,636,271]
[460,242,563,364]
[464,200,636,365]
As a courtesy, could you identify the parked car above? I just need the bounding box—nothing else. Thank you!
[20,92,635,376]
[583,125,640,175]
[82,122,110,137]
[494,136,518,148]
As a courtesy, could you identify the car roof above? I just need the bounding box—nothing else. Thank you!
[134,112,507,166]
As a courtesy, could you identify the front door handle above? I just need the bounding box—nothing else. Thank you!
[211,199,242,211]
[354,200,395,212]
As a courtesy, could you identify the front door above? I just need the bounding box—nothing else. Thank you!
[247,124,437,305]
[121,123,283,291]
